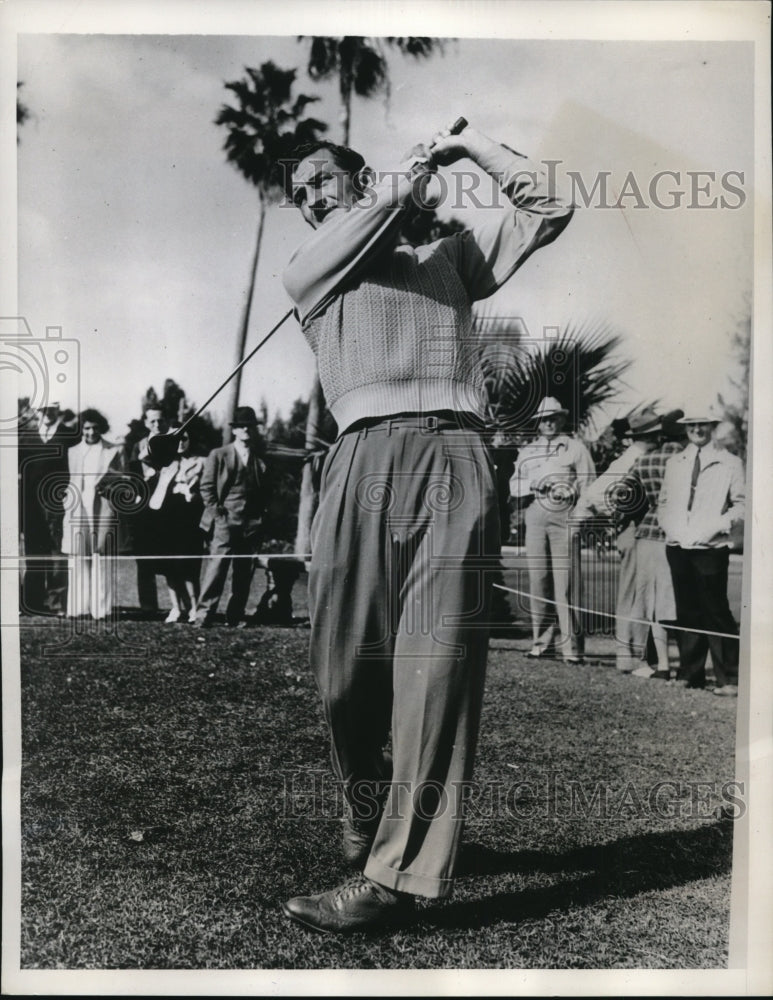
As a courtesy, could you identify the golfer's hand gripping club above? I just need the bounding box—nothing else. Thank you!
[149,119,468,466]
[435,116,469,143]
[404,116,469,169]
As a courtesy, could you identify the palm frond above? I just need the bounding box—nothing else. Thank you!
[476,314,632,434]
[215,61,327,195]
[386,37,446,59]
[298,36,445,124]
[17,81,30,128]
[351,41,387,98]
[305,36,342,80]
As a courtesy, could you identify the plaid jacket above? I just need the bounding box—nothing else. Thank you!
[627,441,685,540]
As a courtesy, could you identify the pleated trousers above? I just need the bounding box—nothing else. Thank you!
[308,415,500,898]
[614,524,649,668]
[524,500,583,657]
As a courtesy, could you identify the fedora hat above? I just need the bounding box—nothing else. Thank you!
[660,408,685,435]
[610,417,631,439]
[628,408,662,436]
[230,405,261,427]
[532,396,569,420]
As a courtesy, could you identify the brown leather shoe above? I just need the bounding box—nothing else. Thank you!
[281,874,413,933]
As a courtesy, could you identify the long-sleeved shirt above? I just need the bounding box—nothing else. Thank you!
[574,441,649,521]
[282,145,573,433]
[510,434,596,503]
[658,441,745,548]
[628,441,684,541]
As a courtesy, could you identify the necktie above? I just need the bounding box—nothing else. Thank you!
[687,448,701,511]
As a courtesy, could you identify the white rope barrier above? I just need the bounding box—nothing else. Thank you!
[492,582,740,642]
[10,553,311,561]
[12,554,740,642]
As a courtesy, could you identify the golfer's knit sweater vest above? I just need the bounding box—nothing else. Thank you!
[304,243,483,432]
[283,145,573,433]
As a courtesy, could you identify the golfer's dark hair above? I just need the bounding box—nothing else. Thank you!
[79,408,109,435]
[283,140,366,198]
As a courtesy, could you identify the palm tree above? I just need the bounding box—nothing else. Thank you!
[215,61,326,441]
[477,313,632,439]
[294,35,446,553]
[301,36,442,146]
[478,313,632,555]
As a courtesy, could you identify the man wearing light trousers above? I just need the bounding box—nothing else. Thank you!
[280,122,573,931]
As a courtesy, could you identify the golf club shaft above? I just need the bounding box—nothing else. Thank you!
[176,118,467,436]
[177,307,294,435]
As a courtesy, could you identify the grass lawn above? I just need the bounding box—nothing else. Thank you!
[17,565,738,970]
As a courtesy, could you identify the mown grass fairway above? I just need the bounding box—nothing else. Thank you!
[18,590,737,969]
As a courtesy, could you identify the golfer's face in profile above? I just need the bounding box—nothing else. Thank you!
[292,152,358,230]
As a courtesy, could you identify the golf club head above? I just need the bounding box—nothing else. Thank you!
[147,431,182,466]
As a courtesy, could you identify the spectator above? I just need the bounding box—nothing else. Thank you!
[18,402,74,615]
[128,405,169,617]
[147,426,206,622]
[510,396,595,663]
[588,416,631,475]
[62,409,122,619]
[622,410,685,679]
[18,402,44,613]
[59,408,78,433]
[195,406,271,628]
[490,429,519,542]
[575,410,658,672]
[659,408,745,695]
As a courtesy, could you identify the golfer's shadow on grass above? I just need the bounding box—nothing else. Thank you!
[423,819,733,930]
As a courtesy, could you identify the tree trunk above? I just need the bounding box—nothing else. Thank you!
[223,192,266,443]
[340,76,352,145]
[294,374,324,555]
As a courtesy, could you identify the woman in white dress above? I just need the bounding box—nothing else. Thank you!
[62,409,122,619]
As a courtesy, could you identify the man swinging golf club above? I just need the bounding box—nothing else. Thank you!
[280,119,574,931]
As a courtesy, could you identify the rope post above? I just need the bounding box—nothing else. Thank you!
[570,517,585,656]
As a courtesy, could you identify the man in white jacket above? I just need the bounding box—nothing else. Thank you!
[658,410,745,694]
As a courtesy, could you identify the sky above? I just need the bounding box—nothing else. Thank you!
[13,26,755,438]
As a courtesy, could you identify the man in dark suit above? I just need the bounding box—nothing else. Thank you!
[18,403,75,615]
[128,406,169,617]
[195,406,270,628]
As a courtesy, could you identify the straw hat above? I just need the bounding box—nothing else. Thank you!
[532,396,569,420]
[677,406,721,425]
